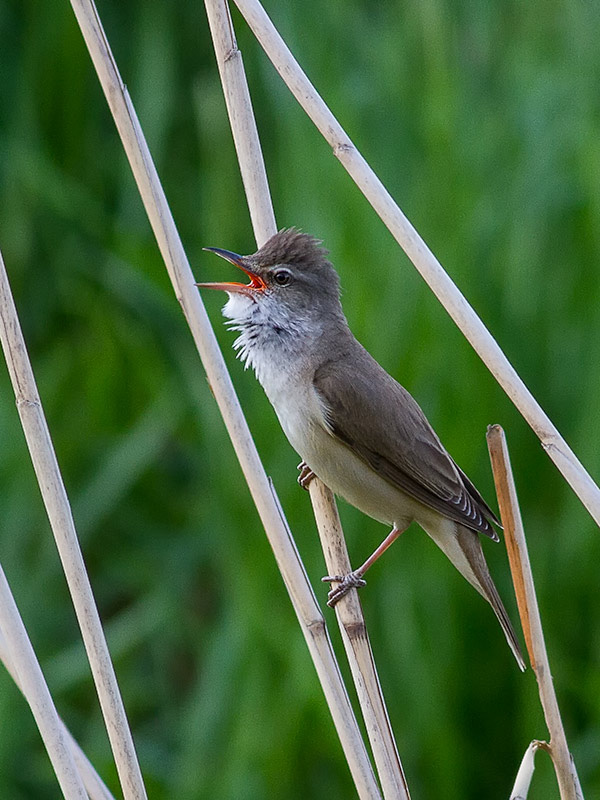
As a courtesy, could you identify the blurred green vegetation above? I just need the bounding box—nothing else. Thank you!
[1,0,599,797]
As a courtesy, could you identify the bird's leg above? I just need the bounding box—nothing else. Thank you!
[322,524,407,607]
[297,460,316,490]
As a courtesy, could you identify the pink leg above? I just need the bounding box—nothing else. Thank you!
[322,524,408,607]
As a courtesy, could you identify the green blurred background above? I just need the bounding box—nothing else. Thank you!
[1,0,599,797]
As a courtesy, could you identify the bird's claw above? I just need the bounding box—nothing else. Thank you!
[322,571,367,606]
[297,461,315,490]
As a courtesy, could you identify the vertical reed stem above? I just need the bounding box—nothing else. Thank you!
[487,425,583,800]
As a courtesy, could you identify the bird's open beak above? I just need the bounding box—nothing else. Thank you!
[196,247,267,295]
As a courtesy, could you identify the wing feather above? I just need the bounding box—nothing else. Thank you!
[313,349,499,540]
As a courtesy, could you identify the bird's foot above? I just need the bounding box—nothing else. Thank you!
[297,461,315,490]
[322,571,367,607]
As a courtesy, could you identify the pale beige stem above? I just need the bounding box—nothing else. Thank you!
[269,480,380,800]
[205,1,408,794]
[487,425,583,800]
[0,249,146,800]
[67,1,380,796]
[510,740,545,800]
[0,629,116,800]
[0,567,88,800]
[204,0,275,246]
[309,481,411,800]
[231,0,600,530]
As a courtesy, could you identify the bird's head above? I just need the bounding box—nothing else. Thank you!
[197,228,343,328]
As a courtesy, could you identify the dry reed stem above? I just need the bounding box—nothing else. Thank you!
[0,250,146,799]
[0,567,88,800]
[510,740,544,800]
[205,0,407,795]
[266,480,382,799]
[0,630,116,800]
[309,481,410,799]
[487,426,583,800]
[68,1,381,796]
[231,0,600,530]
[204,0,275,245]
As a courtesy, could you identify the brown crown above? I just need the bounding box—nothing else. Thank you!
[252,228,330,269]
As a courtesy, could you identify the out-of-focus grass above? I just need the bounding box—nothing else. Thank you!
[0,1,599,798]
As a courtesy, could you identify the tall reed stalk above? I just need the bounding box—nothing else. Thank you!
[488,426,584,800]
[0,565,88,800]
[204,0,409,795]
[231,0,600,530]
[0,247,146,800]
[0,1,592,797]
[68,0,383,796]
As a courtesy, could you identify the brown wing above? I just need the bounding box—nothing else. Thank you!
[313,347,499,540]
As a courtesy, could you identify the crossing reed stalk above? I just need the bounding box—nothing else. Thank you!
[68,0,382,795]
[205,1,409,794]
[0,248,147,800]
[0,566,88,800]
[231,0,600,530]
[0,629,116,800]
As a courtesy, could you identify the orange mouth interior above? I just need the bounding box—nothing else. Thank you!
[240,269,267,290]
[197,248,267,294]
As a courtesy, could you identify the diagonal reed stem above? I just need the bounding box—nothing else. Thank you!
[204,1,408,795]
[309,481,410,799]
[231,0,600,531]
[0,249,147,799]
[487,425,584,800]
[203,0,275,246]
[68,0,381,796]
[0,629,116,800]
[0,566,88,800]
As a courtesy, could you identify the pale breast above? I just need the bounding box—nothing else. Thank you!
[270,382,419,529]
[248,331,423,529]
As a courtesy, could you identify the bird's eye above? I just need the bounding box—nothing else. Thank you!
[273,268,293,286]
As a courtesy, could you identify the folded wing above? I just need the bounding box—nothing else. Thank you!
[313,348,499,540]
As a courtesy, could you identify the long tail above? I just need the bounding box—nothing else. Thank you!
[423,519,526,671]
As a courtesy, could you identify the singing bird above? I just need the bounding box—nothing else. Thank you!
[197,228,525,670]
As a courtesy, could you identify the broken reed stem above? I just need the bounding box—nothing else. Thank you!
[487,425,583,800]
[309,480,410,800]
[510,741,545,800]
[205,0,407,795]
[232,0,600,530]
[0,566,88,800]
[69,1,381,796]
[0,250,147,800]
[0,629,116,800]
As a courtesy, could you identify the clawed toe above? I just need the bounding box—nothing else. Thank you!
[322,571,367,606]
[297,461,316,490]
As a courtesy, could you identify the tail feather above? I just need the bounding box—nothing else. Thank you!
[421,517,526,670]
[454,525,526,671]
[482,573,527,672]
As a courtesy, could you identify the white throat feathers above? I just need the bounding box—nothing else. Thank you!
[221,291,309,390]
